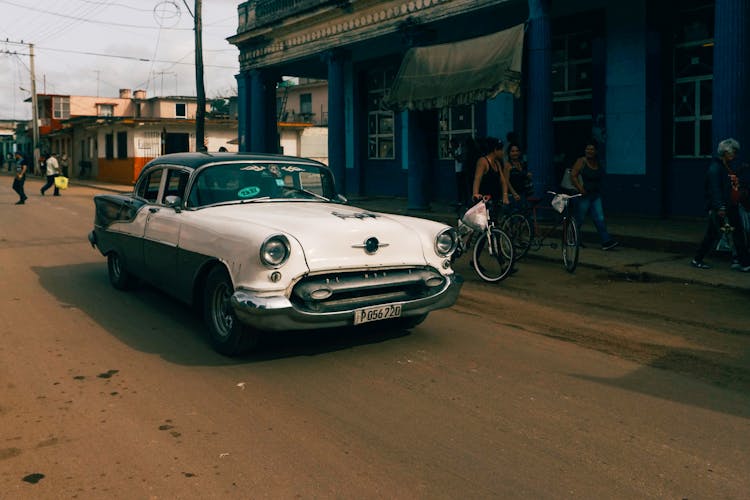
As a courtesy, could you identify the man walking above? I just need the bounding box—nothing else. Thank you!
[40,152,61,196]
[12,151,28,205]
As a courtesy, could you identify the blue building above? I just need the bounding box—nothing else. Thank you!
[228,0,748,216]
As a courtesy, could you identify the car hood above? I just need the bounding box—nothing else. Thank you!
[208,202,433,271]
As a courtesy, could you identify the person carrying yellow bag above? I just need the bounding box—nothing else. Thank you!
[40,152,63,196]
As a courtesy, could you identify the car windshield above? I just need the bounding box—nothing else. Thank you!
[187,161,337,208]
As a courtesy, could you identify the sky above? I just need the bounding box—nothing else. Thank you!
[0,0,240,120]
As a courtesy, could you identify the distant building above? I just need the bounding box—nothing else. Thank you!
[24,89,237,184]
[0,120,18,165]
[277,78,329,164]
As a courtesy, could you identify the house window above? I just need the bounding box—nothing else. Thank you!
[98,104,114,117]
[53,97,70,119]
[551,30,593,120]
[551,16,599,162]
[175,103,187,119]
[105,133,114,160]
[117,131,128,159]
[300,93,312,115]
[438,105,475,160]
[673,2,714,157]
[367,69,395,159]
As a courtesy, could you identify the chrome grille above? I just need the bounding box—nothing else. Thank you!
[291,268,446,313]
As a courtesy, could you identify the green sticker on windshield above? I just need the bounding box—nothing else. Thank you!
[238,186,261,198]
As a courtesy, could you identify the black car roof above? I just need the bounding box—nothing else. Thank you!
[144,152,328,171]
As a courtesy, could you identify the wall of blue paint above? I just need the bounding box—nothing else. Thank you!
[486,93,516,144]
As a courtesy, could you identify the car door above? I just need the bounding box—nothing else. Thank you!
[143,167,186,291]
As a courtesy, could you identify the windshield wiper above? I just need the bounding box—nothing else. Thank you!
[283,187,330,201]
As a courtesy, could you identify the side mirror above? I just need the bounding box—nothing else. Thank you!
[164,195,183,212]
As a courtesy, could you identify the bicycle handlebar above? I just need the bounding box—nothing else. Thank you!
[547,190,582,199]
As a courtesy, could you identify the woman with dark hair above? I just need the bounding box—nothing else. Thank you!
[471,137,509,216]
[570,140,619,250]
[503,143,532,211]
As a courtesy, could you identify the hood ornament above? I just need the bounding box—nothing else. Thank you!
[352,237,389,254]
[331,211,379,220]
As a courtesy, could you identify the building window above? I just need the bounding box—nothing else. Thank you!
[438,105,475,160]
[551,16,598,163]
[175,103,187,119]
[98,104,114,117]
[53,97,70,119]
[551,30,593,121]
[367,69,395,159]
[300,93,312,114]
[105,133,114,160]
[117,131,128,159]
[673,2,714,158]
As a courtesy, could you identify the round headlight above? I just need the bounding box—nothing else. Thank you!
[435,228,458,257]
[260,235,290,268]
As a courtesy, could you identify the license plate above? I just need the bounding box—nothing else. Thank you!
[353,303,402,325]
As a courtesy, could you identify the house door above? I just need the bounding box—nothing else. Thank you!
[164,133,189,153]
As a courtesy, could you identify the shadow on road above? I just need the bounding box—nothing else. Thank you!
[34,263,412,365]
[573,357,750,420]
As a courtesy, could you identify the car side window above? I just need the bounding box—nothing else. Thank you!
[164,169,189,202]
[137,168,164,203]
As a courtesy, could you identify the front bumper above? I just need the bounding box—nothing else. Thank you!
[231,273,463,331]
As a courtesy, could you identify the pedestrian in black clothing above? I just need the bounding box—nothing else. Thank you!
[692,138,750,271]
[12,151,28,204]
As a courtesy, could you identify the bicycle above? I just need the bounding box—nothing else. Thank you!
[451,197,515,282]
[500,191,581,273]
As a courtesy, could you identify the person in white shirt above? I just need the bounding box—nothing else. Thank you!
[40,152,61,196]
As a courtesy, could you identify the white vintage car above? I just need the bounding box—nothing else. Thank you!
[89,152,463,355]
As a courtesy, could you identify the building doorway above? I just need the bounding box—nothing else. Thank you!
[164,133,189,154]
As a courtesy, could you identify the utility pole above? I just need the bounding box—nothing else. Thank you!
[6,39,41,170]
[29,43,40,169]
[181,0,206,151]
[194,0,206,151]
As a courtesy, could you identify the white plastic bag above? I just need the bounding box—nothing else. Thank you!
[551,194,568,213]
[462,200,488,230]
[716,218,734,252]
[560,168,581,191]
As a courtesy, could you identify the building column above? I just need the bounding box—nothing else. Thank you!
[526,0,554,195]
[712,0,748,158]
[249,69,279,153]
[235,72,250,152]
[325,50,347,191]
[403,110,430,210]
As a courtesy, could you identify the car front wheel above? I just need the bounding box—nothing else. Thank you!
[204,266,258,356]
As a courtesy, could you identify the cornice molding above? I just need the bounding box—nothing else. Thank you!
[234,0,507,71]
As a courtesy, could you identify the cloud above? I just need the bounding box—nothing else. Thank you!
[0,0,239,119]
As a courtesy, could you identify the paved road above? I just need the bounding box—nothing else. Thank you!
[1,180,748,498]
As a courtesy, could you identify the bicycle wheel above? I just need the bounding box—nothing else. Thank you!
[472,227,515,282]
[500,213,532,260]
[561,218,580,273]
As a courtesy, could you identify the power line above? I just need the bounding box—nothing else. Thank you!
[0,0,191,31]
[29,45,236,69]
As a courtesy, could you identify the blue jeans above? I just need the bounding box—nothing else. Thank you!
[575,194,612,243]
